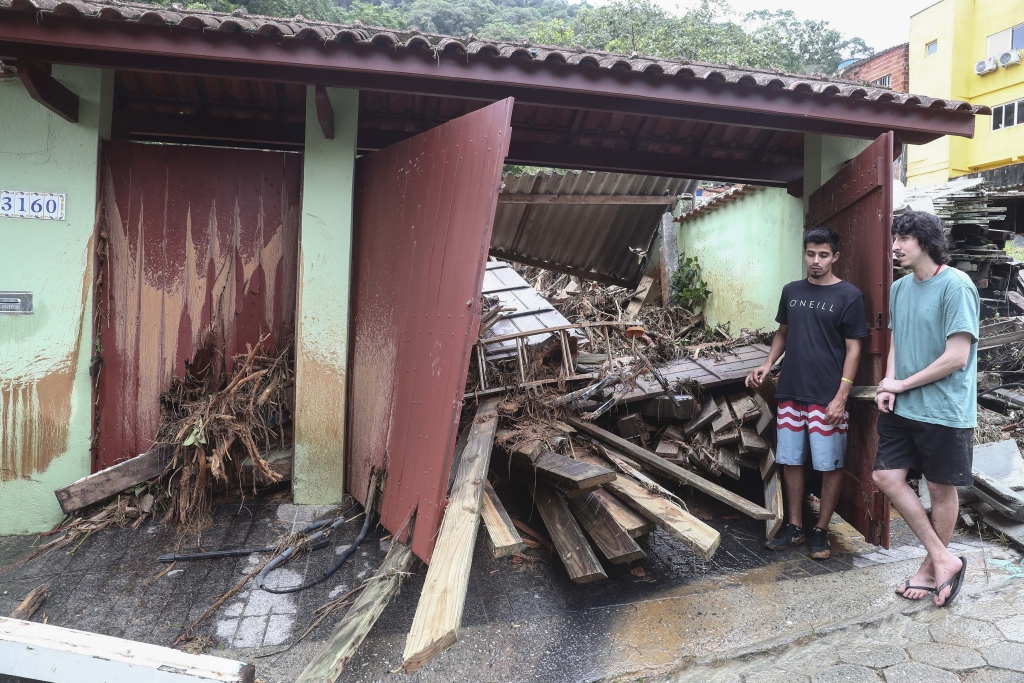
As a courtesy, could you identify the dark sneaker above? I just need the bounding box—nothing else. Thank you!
[809,526,831,560]
[765,522,805,551]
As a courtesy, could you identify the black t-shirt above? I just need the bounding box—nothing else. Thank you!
[774,279,869,406]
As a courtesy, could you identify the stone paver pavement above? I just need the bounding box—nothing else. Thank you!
[658,563,1024,683]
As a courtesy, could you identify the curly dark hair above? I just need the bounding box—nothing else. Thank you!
[803,226,840,253]
[891,211,950,265]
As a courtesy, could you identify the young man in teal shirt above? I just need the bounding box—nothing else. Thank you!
[872,211,979,608]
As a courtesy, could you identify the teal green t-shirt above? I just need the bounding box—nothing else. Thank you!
[889,267,979,428]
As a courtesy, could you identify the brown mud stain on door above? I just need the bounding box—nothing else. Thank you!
[94,141,301,471]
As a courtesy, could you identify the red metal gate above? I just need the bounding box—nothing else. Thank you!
[806,132,893,547]
[94,141,302,471]
[347,99,514,563]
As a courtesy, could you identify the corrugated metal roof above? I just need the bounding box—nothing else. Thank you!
[490,171,695,288]
[480,261,583,360]
[0,0,988,115]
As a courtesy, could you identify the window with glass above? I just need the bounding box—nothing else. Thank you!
[926,41,938,56]
[871,74,892,88]
[992,101,1024,131]
[1013,24,1024,51]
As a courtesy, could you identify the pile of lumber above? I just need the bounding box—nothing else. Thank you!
[903,180,1015,296]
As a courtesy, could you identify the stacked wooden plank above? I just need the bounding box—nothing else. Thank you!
[902,179,1015,294]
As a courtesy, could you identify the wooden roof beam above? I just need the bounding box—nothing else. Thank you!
[17,60,78,123]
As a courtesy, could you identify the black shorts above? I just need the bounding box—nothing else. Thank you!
[874,412,974,487]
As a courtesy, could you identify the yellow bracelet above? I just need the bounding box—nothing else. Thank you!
[841,377,854,384]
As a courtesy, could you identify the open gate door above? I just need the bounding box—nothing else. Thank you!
[346,98,514,562]
[806,132,894,548]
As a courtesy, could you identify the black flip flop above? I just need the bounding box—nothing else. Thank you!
[935,556,967,608]
[895,579,935,600]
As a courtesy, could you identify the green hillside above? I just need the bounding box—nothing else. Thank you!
[151,0,873,75]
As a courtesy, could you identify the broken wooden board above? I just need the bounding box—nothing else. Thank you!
[402,399,500,673]
[715,446,742,480]
[738,428,769,455]
[533,482,607,583]
[0,616,254,683]
[512,450,616,491]
[592,489,654,538]
[763,468,784,540]
[297,543,415,683]
[617,344,771,405]
[616,413,647,440]
[54,446,171,515]
[683,397,720,436]
[759,448,777,481]
[727,392,760,424]
[9,586,45,621]
[624,275,654,318]
[848,386,877,401]
[604,473,720,560]
[711,426,739,446]
[568,491,646,564]
[710,396,736,436]
[568,418,774,520]
[750,393,774,436]
[480,483,527,558]
[655,431,682,460]
[639,394,695,422]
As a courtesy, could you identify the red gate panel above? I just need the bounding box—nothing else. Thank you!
[806,132,893,547]
[95,141,301,471]
[347,98,514,563]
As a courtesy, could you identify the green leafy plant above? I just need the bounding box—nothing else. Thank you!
[671,255,711,312]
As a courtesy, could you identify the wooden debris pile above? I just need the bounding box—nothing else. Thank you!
[156,337,293,530]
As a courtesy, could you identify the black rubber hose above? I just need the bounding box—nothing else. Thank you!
[256,505,373,594]
[979,382,1024,397]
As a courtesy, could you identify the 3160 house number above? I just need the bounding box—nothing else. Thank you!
[0,191,66,220]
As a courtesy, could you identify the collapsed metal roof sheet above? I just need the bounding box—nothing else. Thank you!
[490,171,695,288]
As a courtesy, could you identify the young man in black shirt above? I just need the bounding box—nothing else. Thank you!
[746,227,868,559]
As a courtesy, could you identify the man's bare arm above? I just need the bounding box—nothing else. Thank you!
[825,338,861,425]
[746,324,787,388]
[878,332,973,395]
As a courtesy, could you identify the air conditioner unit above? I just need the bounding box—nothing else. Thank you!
[976,57,998,75]
[999,50,1022,67]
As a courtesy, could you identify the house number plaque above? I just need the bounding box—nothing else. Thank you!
[0,190,66,220]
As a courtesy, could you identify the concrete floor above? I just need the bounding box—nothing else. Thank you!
[0,493,1021,683]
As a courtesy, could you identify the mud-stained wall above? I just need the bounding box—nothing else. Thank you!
[96,142,302,470]
[678,187,805,333]
[292,86,357,505]
[0,66,110,535]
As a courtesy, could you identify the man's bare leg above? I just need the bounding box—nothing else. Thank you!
[783,464,804,527]
[816,469,843,529]
[873,469,963,604]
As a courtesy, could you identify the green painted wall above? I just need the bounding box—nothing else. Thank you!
[293,87,358,505]
[804,134,874,212]
[678,187,805,332]
[0,66,111,535]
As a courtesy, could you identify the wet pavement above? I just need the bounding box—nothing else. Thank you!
[1,491,1024,682]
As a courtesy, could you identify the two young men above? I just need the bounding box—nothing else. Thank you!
[748,212,978,607]
[747,227,868,560]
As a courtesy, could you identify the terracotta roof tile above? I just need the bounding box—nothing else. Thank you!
[0,0,990,115]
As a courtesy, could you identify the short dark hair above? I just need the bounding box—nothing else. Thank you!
[891,211,950,265]
[803,226,840,253]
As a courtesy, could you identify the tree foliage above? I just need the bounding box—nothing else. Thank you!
[150,0,873,75]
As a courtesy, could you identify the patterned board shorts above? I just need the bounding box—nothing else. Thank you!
[776,400,848,472]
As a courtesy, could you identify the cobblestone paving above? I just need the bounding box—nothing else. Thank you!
[661,562,1024,683]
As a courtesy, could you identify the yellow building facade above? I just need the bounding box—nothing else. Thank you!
[907,0,1024,186]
